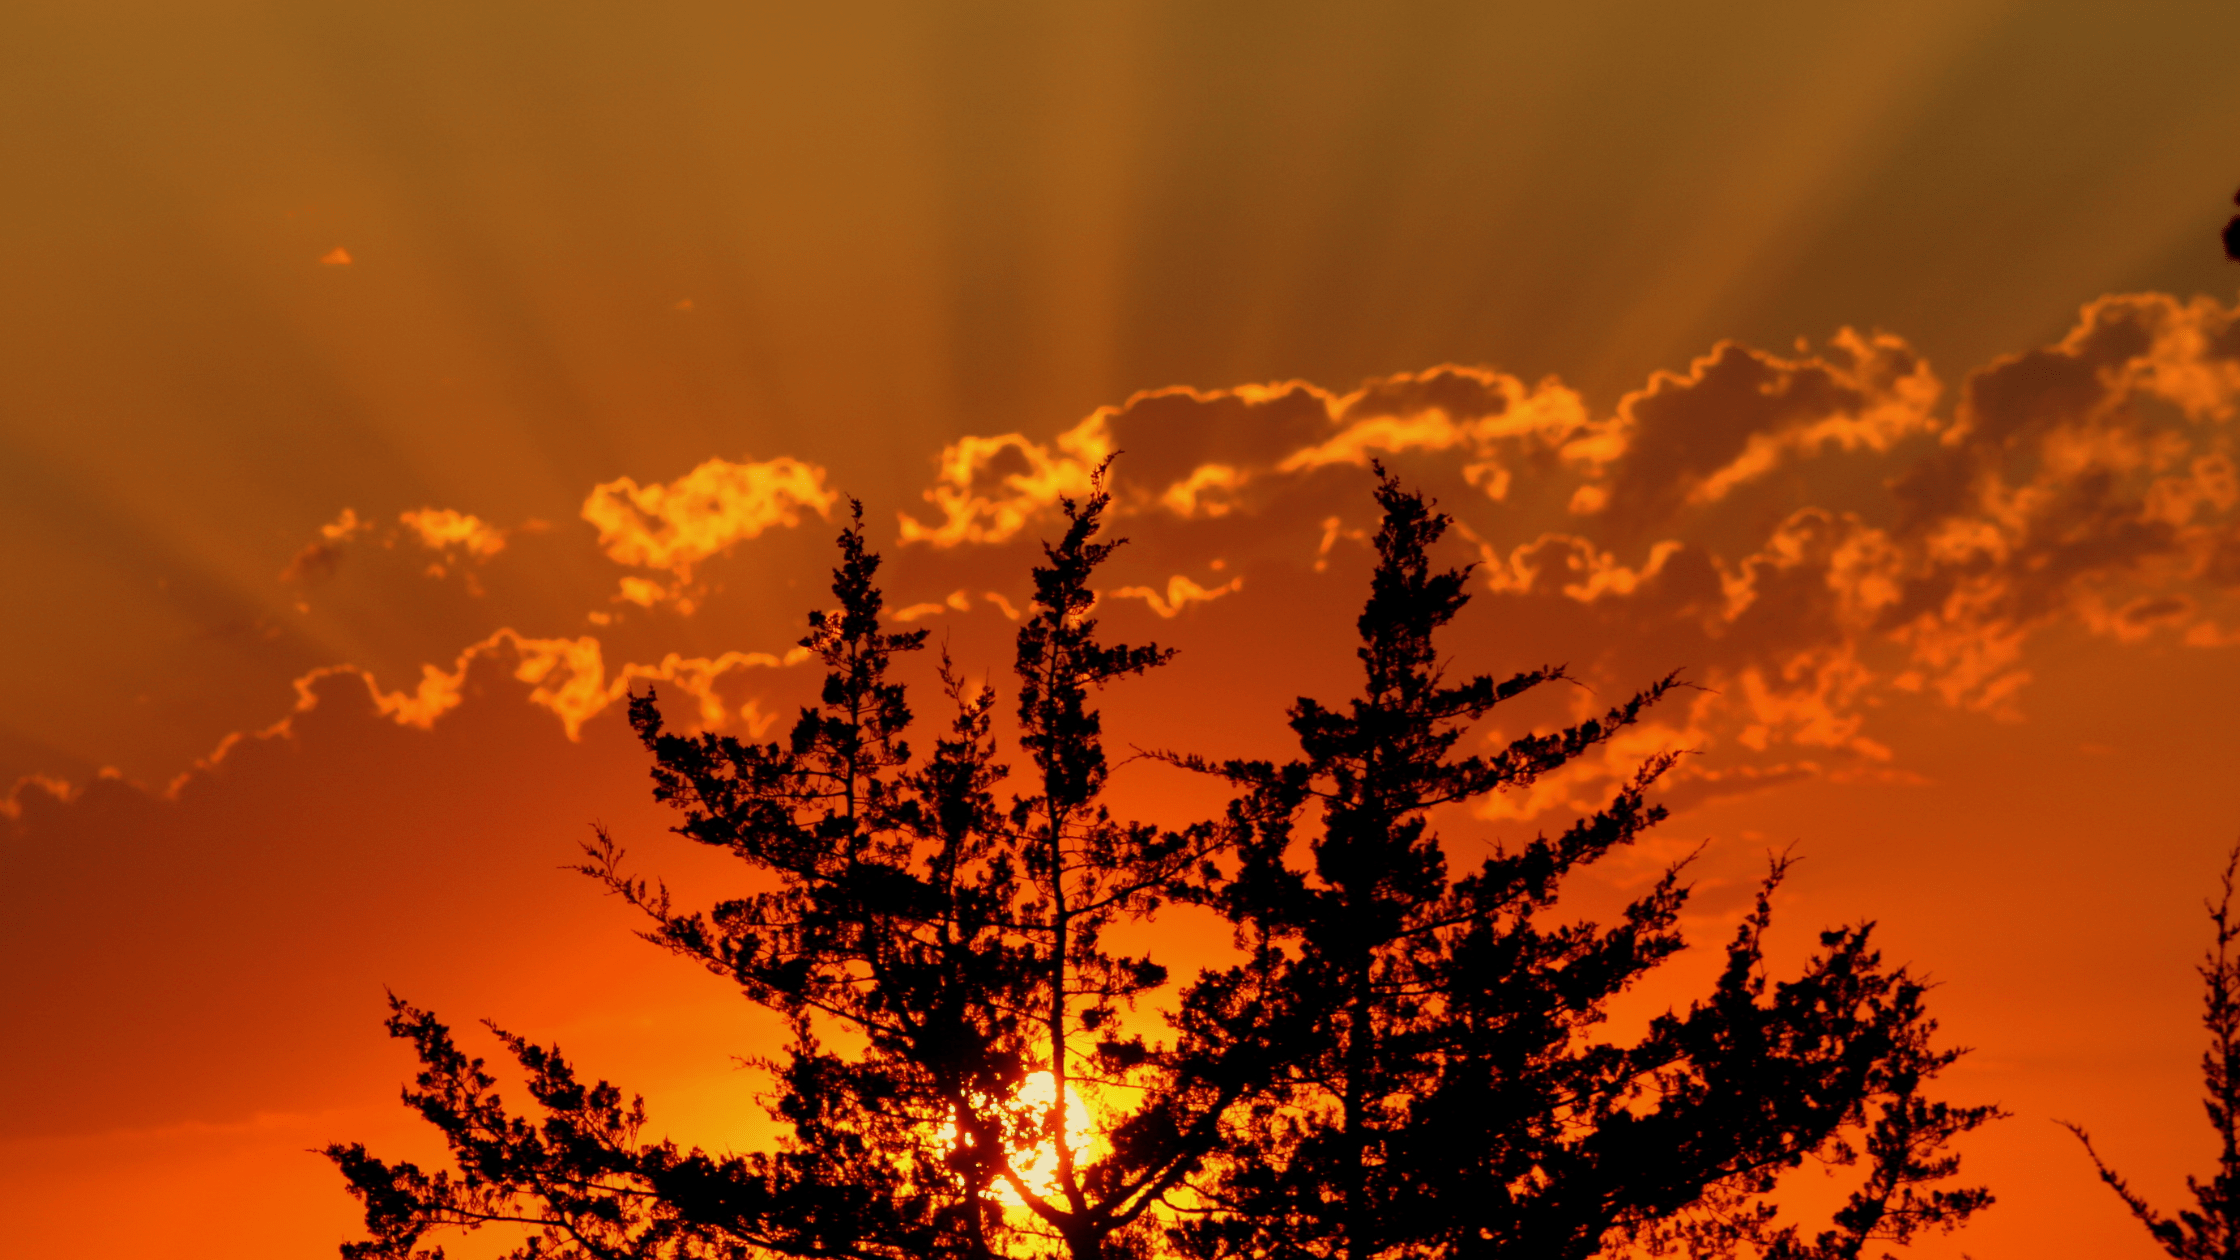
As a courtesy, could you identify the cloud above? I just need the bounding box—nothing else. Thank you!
[582,456,837,610]
[1590,329,1941,525]
[399,508,507,560]
[290,630,808,743]
[1855,294,2240,709]
[278,508,374,586]
[165,292,2240,826]
[281,506,521,595]
[0,772,74,821]
[895,370,1604,547]
[898,414,1112,547]
[394,507,514,592]
[870,292,2240,815]
[1108,574,1244,618]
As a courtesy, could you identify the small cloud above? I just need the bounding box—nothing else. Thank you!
[319,247,352,266]
[280,508,374,585]
[1108,574,1243,618]
[582,455,837,611]
[890,589,984,623]
[320,508,371,542]
[399,508,507,561]
[0,772,74,821]
[674,298,694,312]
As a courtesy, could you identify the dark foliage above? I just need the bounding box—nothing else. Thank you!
[2224,185,2240,262]
[2064,846,2240,1260]
[330,472,1996,1260]
[1158,474,1997,1260]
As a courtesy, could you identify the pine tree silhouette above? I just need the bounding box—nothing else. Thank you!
[327,469,1997,1260]
[1162,473,1997,1260]
[2064,846,2240,1260]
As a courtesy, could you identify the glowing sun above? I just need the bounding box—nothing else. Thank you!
[941,1071,1100,1207]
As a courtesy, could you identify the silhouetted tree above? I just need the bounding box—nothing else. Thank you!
[328,485,1281,1260]
[2224,186,2240,262]
[329,470,1996,1260]
[1160,475,1997,1260]
[2063,846,2240,1260]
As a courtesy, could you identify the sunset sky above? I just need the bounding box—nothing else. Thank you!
[6,2,2240,1256]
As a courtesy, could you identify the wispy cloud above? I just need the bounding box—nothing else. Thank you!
[291,630,806,742]
[280,506,518,596]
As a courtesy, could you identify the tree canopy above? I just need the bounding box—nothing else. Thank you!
[328,470,1996,1260]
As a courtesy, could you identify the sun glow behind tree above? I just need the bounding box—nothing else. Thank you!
[938,1072,1102,1211]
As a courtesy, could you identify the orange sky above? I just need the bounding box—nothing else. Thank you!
[5,3,2240,1256]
